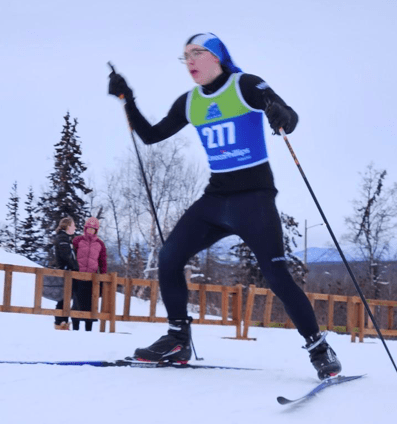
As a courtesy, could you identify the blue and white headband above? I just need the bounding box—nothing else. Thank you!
[185,33,242,74]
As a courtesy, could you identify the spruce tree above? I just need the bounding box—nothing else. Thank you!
[37,112,92,261]
[0,223,8,249]
[19,187,42,263]
[3,182,21,253]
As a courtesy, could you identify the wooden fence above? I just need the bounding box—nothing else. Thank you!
[0,263,243,338]
[1,263,397,342]
[242,284,397,342]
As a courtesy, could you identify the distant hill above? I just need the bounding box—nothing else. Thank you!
[205,239,359,264]
[294,247,357,263]
[103,237,397,266]
[294,246,397,263]
[210,239,359,264]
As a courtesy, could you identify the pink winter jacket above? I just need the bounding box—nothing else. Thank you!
[73,228,107,274]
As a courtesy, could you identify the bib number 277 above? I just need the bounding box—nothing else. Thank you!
[202,122,236,149]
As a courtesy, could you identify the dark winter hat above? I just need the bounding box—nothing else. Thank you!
[185,33,242,74]
[84,217,100,230]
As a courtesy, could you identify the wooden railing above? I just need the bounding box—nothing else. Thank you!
[2,263,396,342]
[0,263,243,338]
[352,299,397,342]
[242,284,397,342]
[117,277,243,338]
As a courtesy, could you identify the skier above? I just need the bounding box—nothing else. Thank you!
[72,217,107,331]
[53,216,79,330]
[108,32,341,380]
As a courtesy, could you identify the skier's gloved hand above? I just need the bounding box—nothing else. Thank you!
[108,72,134,102]
[265,102,296,135]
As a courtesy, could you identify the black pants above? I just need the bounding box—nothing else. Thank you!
[54,300,68,325]
[158,191,319,338]
[71,280,95,331]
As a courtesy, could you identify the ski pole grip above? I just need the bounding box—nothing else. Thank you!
[107,61,125,100]
[107,61,116,74]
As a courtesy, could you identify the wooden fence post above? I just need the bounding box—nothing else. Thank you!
[100,279,110,332]
[91,273,100,320]
[108,272,118,333]
[347,296,356,342]
[263,290,274,328]
[62,270,73,318]
[199,284,206,324]
[233,284,243,339]
[123,278,132,321]
[221,286,229,325]
[327,295,335,331]
[149,280,158,322]
[34,268,44,313]
[3,265,13,312]
[358,303,365,342]
[242,285,256,338]
[367,305,375,330]
[388,306,394,330]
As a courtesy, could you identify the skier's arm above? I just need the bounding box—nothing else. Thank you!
[239,74,298,135]
[124,94,189,144]
[108,72,189,144]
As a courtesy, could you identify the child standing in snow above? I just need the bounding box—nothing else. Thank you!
[53,217,79,330]
[72,217,107,331]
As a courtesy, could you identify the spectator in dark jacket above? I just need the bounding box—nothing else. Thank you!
[53,216,79,330]
[71,217,107,331]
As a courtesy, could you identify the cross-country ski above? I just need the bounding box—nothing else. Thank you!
[0,358,261,371]
[277,374,366,405]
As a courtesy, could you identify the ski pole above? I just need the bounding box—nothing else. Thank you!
[108,62,203,360]
[108,62,165,245]
[280,127,397,374]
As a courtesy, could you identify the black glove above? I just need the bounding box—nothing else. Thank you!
[108,72,134,102]
[265,102,296,135]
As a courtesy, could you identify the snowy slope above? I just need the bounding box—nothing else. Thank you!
[1,249,397,424]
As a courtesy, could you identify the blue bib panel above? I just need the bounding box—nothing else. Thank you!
[187,74,269,173]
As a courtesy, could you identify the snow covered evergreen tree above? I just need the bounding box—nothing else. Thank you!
[19,187,42,263]
[0,223,7,249]
[2,182,21,253]
[36,112,92,263]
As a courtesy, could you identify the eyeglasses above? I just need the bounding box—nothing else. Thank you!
[178,49,208,64]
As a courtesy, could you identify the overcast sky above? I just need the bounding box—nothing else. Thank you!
[1,0,396,251]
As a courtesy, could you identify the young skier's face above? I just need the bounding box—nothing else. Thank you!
[184,44,222,85]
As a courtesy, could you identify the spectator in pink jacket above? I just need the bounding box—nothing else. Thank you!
[71,217,107,331]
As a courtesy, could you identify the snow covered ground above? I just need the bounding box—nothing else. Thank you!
[1,249,397,424]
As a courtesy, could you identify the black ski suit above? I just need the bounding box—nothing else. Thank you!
[124,71,319,338]
[53,230,79,325]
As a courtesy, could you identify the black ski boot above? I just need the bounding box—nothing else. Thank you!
[134,317,192,363]
[304,331,342,380]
